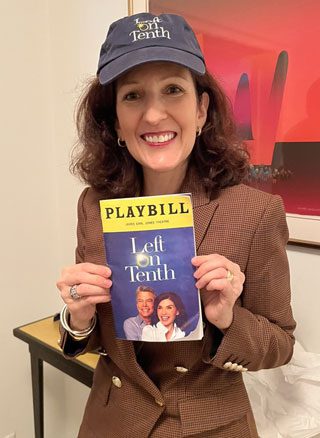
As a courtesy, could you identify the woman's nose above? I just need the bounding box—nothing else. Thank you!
[142,97,167,125]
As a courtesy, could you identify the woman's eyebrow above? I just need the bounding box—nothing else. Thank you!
[119,74,187,87]
[118,80,139,87]
[158,74,187,81]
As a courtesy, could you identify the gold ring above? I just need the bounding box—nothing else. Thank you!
[226,270,234,282]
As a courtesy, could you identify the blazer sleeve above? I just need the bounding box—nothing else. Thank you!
[59,187,101,357]
[203,194,296,371]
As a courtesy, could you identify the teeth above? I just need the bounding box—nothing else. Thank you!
[144,133,175,143]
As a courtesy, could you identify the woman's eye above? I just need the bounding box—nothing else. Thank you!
[123,91,139,101]
[166,85,183,95]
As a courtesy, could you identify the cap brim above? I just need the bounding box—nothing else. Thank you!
[98,46,205,85]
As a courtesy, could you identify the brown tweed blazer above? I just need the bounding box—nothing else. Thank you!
[60,179,296,438]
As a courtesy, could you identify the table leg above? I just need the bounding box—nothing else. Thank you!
[30,350,44,438]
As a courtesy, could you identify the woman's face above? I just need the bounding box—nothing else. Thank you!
[156,298,179,328]
[115,62,209,178]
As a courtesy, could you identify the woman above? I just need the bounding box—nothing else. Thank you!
[57,12,296,437]
[142,292,188,342]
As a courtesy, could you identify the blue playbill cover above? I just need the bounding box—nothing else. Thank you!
[99,193,203,342]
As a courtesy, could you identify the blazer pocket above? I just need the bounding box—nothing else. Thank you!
[178,385,251,437]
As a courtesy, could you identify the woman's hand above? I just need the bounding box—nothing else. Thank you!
[56,262,112,330]
[192,254,245,331]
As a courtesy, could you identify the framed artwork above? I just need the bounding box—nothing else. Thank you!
[148,0,320,247]
[128,0,149,15]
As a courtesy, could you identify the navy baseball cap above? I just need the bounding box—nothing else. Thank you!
[97,13,206,85]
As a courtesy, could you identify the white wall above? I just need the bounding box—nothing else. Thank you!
[45,3,127,437]
[0,1,319,438]
[0,1,126,437]
[0,1,59,437]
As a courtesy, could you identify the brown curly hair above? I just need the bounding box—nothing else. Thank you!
[70,68,249,198]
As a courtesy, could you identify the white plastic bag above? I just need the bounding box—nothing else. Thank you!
[243,341,320,438]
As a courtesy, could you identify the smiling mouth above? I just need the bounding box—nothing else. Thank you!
[161,316,170,321]
[141,132,176,144]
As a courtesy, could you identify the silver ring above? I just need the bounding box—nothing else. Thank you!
[69,284,81,300]
[226,270,234,282]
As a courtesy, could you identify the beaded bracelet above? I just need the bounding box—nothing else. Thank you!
[60,304,97,340]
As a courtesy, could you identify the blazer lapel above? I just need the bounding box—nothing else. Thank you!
[180,173,220,252]
[114,340,166,401]
[193,200,219,252]
[99,304,164,399]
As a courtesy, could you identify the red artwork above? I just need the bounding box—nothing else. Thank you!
[149,0,320,217]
